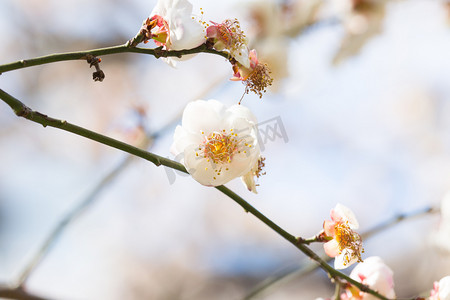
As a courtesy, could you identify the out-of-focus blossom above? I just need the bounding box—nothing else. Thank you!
[323,203,363,269]
[108,106,149,148]
[429,276,450,300]
[143,0,205,66]
[341,256,396,300]
[171,100,261,187]
[331,0,387,65]
[246,0,321,90]
[432,192,450,253]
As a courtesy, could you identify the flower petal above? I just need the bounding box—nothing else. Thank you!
[170,125,202,159]
[323,220,336,237]
[324,239,340,258]
[182,100,226,133]
[334,251,357,270]
[439,276,450,300]
[333,203,359,229]
[241,169,257,193]
[226,104,258,124]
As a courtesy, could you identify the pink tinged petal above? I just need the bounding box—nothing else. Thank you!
[323,220,336,237]
[324,239,340,258]
[249,49,258,68]
[206,25,219,39]
[350,256,396,299]
[230,73,243,81]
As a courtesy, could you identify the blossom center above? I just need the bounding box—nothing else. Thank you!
[149,15,170,46]
[207,19,247,54]
[199,130,240,164]
[335,221,364,266]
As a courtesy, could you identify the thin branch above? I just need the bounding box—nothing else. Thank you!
[242,260,321,300]
[361,206,438,240]
[0,43,229,74]
[0,89,391,300]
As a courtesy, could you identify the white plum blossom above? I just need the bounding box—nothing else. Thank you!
[148,0,205,65]
[430,276,450,300]
[323,203,363,269]
[342,256,396,300]
[171,100,262,188]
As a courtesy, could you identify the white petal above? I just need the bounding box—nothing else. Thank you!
[182,100,226,133]
[161,57,178,68]
[225,150,258,179]
[150,0,173,16]
[170,125,201,158]
[439,276,450,300]
[334,251,358,270]
[241,170,257,193]
[233,45,250,69]
[226,104,258,124]
[159,0,205,50]
[333,252,348,270]
[169,16,205,50]
[334,203,359,229]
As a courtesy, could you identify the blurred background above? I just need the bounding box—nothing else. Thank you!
[1,0,450,299]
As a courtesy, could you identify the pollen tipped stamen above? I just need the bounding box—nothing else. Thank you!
[200,131,239,165]
[244,63,273,98]
[207,19,248,54]
[335,221,364,266]
[198,129,254,178]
